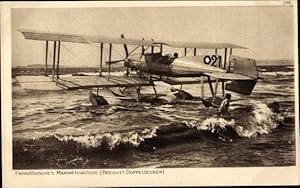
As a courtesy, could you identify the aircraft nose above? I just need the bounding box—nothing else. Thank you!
[124,58,130,66]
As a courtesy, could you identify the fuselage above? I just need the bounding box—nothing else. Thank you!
[125,52,226,77]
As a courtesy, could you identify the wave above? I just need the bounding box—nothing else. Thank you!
[15,102,290,156]
[235,103,286,137]
[184,102,288,138]
[53,127,158,150]
[257,68,267,72]
[261,71,294,76]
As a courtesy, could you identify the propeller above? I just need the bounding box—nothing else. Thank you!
[106,34,134,76]
[106,59,126,64]
[121,34,130,76]
[121,34,129,57]
[106,58,131,72]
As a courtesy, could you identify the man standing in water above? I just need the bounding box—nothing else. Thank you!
[217,93,231,116]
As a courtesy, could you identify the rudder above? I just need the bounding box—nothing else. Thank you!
[229,55,258,79]
[225,56,258,95]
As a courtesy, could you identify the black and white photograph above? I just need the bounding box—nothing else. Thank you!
[1,1,299,187]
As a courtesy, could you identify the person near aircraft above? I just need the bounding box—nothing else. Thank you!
[173,52,178,58]
[160,52,178,64]
[217,93,231,116]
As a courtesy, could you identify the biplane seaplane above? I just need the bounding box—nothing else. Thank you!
[18,29,259,106]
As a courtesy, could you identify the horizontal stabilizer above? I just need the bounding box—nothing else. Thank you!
[154,41,247,49]
[205,72,254,80]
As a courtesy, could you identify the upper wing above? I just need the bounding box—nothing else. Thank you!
[19,29,159,46]
[154,41,247,49]
[20,29,246,49]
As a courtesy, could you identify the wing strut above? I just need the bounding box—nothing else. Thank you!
[200,76,204,98]
[56,41,61,79]
[215,49,222,68]
[108,43,112,79]
[121,34,129,56]
[121,34,130,77]
[228,48,233,71]
[151,39,154,54]
[207,76,214,97]
[99,43,104,76]
[214,78,219,97]
[222,48,228,96]
[45,41,48,76]
[223,48,228,69]
[149,75,158,96]
[142,38,145,55]
[52,41,57,81]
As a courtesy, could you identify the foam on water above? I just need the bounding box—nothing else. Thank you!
[245,103,286,136]
[27,102,287,152]
[53,127,158,150]
[262,71,294,76]
[184,117,235,133]
[183,102,287,138]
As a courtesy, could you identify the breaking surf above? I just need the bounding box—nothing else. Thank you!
[13,100,293,169]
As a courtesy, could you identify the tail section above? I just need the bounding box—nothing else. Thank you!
[229,55,258,79]
[225,56,258,95]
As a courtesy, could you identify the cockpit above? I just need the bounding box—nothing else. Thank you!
[144,52,178,65]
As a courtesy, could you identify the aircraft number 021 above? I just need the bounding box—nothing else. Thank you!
[203,55,221,67]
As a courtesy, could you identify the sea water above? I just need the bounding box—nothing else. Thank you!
[12,65,295,169]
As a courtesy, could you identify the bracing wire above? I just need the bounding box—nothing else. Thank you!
[61,43,99,67]
[112,46,125,59]
[61,43,78,58]
[128,45,141,56]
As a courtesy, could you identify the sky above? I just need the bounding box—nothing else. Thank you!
[11,6,295,67]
